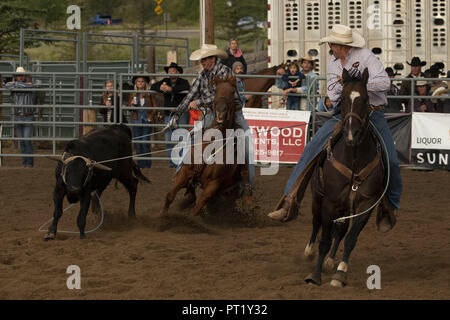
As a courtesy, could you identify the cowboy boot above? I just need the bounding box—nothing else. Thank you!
[267,195,297,221]
[376,197,397,233]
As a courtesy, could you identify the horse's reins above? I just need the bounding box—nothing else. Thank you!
[332,112,390,224]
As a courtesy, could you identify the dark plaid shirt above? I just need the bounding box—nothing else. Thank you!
[176,61,242,114]
[5,81,36,115]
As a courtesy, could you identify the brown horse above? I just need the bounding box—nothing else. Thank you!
[243,63,287,107]
[160,76,250,216]
[304,68,390,287]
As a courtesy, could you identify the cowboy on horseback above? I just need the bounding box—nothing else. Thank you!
[168,44,254,196]
[268,25,402,232]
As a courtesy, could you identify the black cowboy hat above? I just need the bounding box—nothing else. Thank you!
[164,62,183,74]
[430,62,446,76]
[131,74,150,85]
[407,56,426,67]
[385,67,398,77]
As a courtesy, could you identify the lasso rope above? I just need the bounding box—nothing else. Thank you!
[39,191,104,235]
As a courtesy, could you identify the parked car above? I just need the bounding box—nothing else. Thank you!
[89,14,122,25]
[236,16,255,30]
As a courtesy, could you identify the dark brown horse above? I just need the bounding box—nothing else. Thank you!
[161,76,250,216]
[243,63,286,107]
[304,68,390,287]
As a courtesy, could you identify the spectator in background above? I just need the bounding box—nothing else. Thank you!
[427,64,447,94]
[317,96,334,112]
[431,86,450,113]
[399,57,426,106]
[150,62,190,168]
[297,54,319,110]
[128,74,155,169]
[222,39,247,74]
[385,67,403,113]
[100,80,127,124]
[281,61,305,110]
[5,67,36,168]
[406,80,435,113]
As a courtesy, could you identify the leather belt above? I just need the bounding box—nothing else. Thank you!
[368,105,385,112]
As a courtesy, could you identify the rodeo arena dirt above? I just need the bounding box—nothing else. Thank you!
[0,156,449,300]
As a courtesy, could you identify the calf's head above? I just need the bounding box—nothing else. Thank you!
[48,153,112,194]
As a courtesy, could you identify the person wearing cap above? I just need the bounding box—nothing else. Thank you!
[232,60,255,191]
[222,39,247,74]
[268,24,401,233]
[385,67,403,113]
[128,74,155,169]
[5,67,36,168]
[399,57,426,105]
[150,62,190,168]
[406,81,435,113]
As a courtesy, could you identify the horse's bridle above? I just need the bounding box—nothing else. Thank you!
[341,107,370,145]
[213,96,234,126]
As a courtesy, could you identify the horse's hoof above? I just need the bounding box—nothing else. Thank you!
[377,215,394,233]
[323,257,335,273]
[44,233,55,241]
[80,233,86,240]
[304,273,321,286]
[330,279,345,288]
[331,270,347,287]
[267,208,287,221]
[304,244,315,259]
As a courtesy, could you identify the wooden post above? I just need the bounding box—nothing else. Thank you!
[205,0,214,44]
[146,46,156,82]
[167,45,177,65]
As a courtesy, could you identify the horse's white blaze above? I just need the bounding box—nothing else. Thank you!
[350,91,360,106]
[337,261,348,273]
[348,91,360,136]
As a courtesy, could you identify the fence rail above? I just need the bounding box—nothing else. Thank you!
[1,71,449,166]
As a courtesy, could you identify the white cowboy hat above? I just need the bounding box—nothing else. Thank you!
[299,53,316,68]
[431,86,450,103]
[189,44,228,61]
[319,24,365,48]
[15,66,28,74]
[415,80,429,87]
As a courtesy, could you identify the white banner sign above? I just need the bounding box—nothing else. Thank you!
[412,113,450,150]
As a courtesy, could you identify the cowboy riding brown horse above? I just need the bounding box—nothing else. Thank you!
[303,68,391,287]
[244,63,287,107]
[160,76,250,216]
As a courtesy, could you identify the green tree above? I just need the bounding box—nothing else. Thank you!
[29,0,69,29]
[0,0,40,55]
[214,0,266,44]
